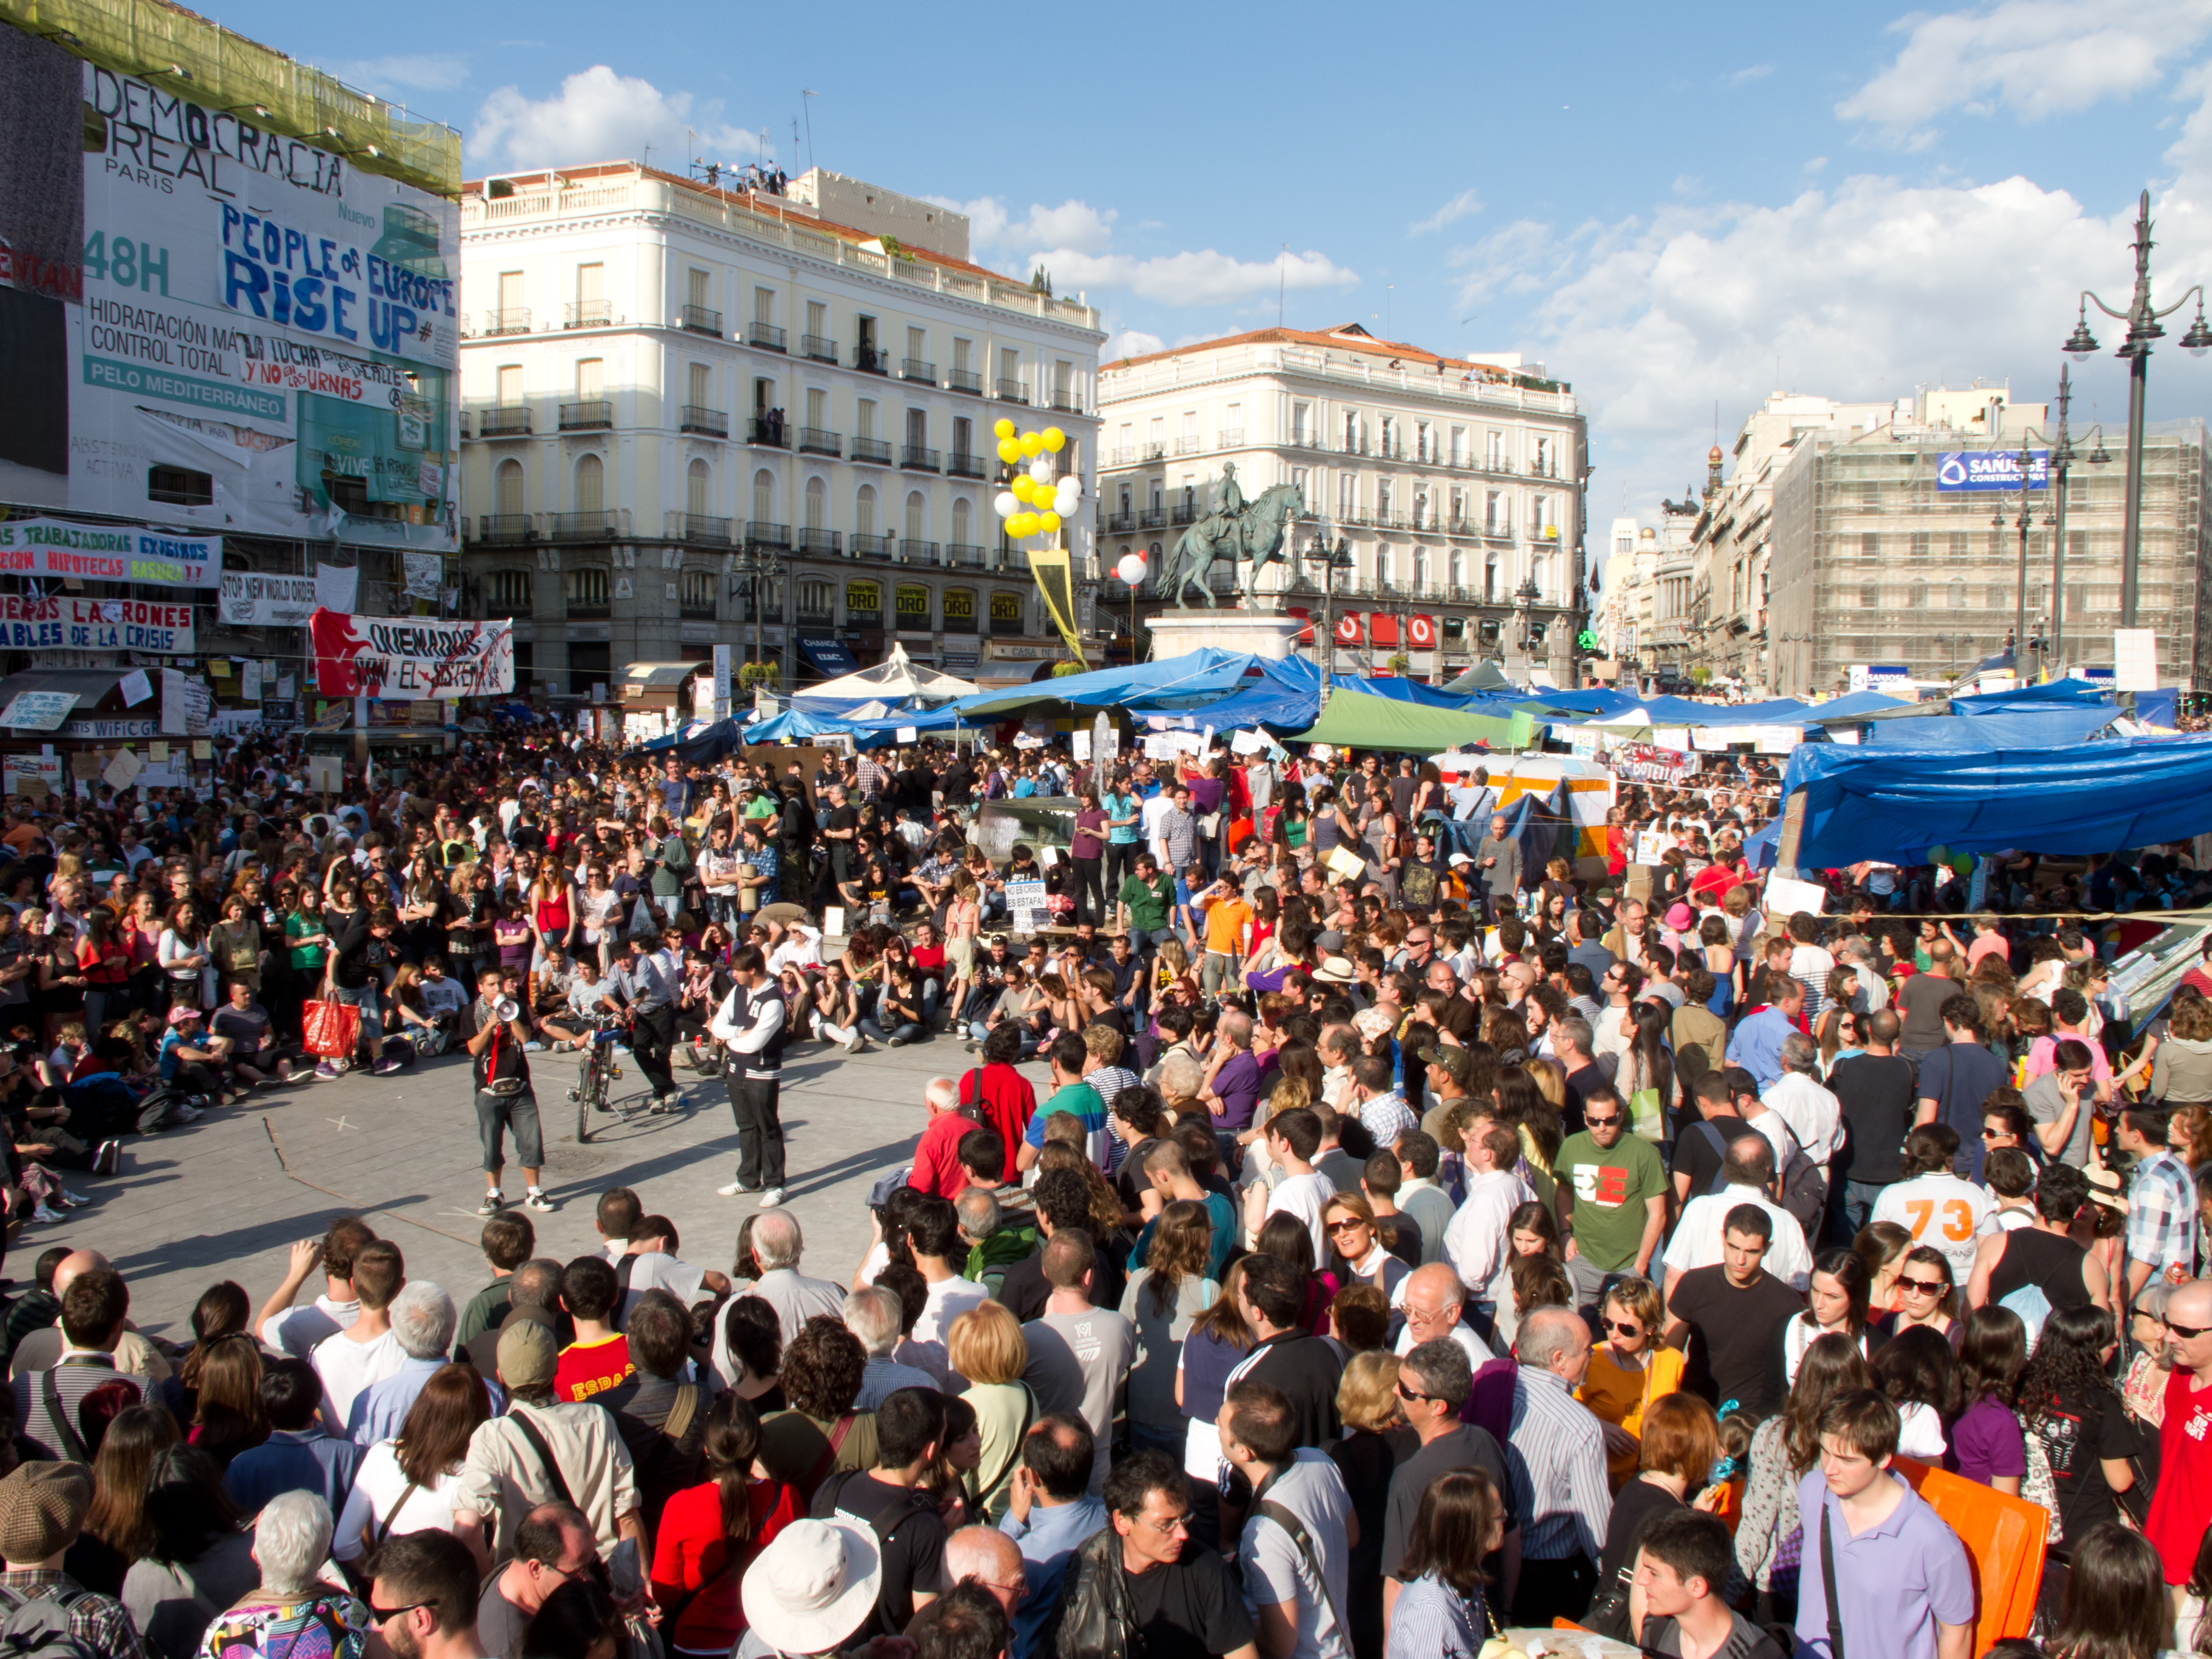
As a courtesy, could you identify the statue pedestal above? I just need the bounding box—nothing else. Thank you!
[1148,610,1304,662]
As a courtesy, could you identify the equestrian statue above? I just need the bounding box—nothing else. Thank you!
[1152,462,1309,608]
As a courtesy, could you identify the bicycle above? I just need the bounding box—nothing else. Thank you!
[570,1022,634,1143]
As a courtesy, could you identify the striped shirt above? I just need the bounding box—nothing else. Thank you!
[1504,1366,1612,1564]
[2126,1149,2197,1284]
[1384,1574,1487,1659]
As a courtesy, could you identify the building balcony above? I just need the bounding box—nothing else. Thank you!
[949,367,984,395]
[679,601,717,620]
[1104,511,1134,533]
[565,600,609,619]
[680,514,733,546]
[549,511,615,541]
[995,378,1029,404]
[558,401,612,431]
[748,418,789,448]
[901,444,940,472]
[902,358,936,385]
[794,606,836,627]
[745,520,791,549]
[853,344,889,375]
[1173,435,1205,456]
[904,540,940,565]
[990,616,1025,635]
[1048,390,1084,415]
[485,308,531,336]
[851,532,895,558]
[1170,504,1197,525]
[946,541,988,566]
[1111,447,1135,467]
[478,514,534,543]
[746,321,787,352]
[943,612,979,634]
[796,528,842,555]
[680,404,729,437]
[1141,441,1166,462]
[1218,427,1244,447]
[851,436,893,465]
[1138,507,1167,529]
[564,300,612,329]
[947,451,985,478]
[1001,546,1030,571]
[797,427,842,457]
[478,406,533,438]
[680,304,722,337]
[801,333,838,363]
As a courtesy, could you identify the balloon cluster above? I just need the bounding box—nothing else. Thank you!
[990,418,1080,540]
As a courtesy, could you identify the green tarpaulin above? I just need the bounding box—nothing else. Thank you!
[1292,686,1537,752]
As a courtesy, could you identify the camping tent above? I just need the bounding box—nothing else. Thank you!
[793,642,976,710]
[1292,686,1538,753]
[1780,733,2212,868]
[1441,660,1520,694]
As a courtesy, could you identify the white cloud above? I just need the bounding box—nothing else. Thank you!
[469,66,762,170]
[1410,189,1484,236]
[933,196,1117,254]
[1729,63,1775,85]
[333,54,470,95]
[1034,247,1357,307]
[1103,328,1165,360]
[1838,0,2212,138]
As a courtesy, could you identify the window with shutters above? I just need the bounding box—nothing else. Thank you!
[1908,580,1929,609]
[856,486,877,537]
[1486,430,1504,469]
[805,477,825,529]
[491,570,532,614]
[574,454,604,514]
[905,492,926,543]
[752,469,774,525]
[687,269,711,310]
[952,498,971,546]
[497,364,523,406]
[496,458,525,515]
[1911,533,1932,561]
[575,359,603,400]
[564,566,609,613]
[682,568,716,617]
[755,287,776,325]
[686,459,710,517]
[1949,534,1971,561]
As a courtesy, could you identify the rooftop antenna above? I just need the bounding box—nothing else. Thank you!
[802,90,819,173]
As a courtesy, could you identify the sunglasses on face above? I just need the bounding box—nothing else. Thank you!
[1393,1379,1443,1404]
[1982,1127,2009,1140]
[1584,1113,1623,1128]
[1606,1319,1644,1338]
[2167,1318,2212,1340]
[1899,1276,1947,1295]
[1327,1217,1369,1235]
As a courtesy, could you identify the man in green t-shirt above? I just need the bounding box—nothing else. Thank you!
[1556,1078,1668,1310]
[1115,851,1175,958]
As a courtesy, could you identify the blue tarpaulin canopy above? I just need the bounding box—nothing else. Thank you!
[1780,733,2212,868]
[954,648,1263,719]
[744,708,851,744]
[1801,690,1916,724]
[1181,656,1325,732]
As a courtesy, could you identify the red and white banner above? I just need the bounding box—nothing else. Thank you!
[0,595,193,652]
[1409,614,1438,649]
[1612,741,1697,784]
[1287,606,1313,645]
[309,608,512,700]
[1334,613,1362,645]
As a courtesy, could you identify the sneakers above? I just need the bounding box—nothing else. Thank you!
[646,1091,681,1114]
[716,1179,762,1197]
[55,1191,87,1208]
[523,1041,545,1053]
[886,1034,907,1048]
[93,1141,121,1178]
[173,1104,203,1123]
[372,1059,402,1076]
[523,1189,555,1213]
[28,1205,61,1225]
[313,1060,340,1081]
[757,1188,786,1208]
[477,1191,504,1215]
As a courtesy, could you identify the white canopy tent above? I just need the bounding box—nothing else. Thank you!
[793,642,977,708]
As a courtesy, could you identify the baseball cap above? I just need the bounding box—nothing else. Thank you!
[1416,1044,1472,1085]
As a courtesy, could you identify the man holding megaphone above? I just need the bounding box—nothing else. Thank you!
[464,964,552,1217]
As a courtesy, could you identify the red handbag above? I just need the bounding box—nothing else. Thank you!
[301,998,361,1058]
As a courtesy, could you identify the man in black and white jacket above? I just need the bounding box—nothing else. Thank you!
[711,944,789,1207]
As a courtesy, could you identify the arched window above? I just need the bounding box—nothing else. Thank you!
[1375,546,1393,589]
[805,477,826,529]
[905,491,927,543]
[1530,555,1547,598]
[951,498,971,548]
[1947,580,1966,609]
[1449,551,1463,591]
[856,486,877,537]
[686,458,710,518]
[1908,580,1929,609]
[751,469,775,526]
[1413,548,1430,592]
[1860,583,1880,609]
[497,458,525,516]
[574,454,604,514]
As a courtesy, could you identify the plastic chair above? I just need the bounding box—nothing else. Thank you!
[1892,1455,2049,1656]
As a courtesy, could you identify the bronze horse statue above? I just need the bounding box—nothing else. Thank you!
[1153,482,1308,609]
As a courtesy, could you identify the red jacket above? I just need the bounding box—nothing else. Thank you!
[909,1109,973,1200]
[958,1061,1037,1184]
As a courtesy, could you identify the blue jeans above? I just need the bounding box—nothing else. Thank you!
[333,983,381,1057]
[862,1016,924,1044]
[1842,1179,1891,1241]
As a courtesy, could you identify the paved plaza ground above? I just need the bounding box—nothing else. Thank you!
[27,1034,988,1341]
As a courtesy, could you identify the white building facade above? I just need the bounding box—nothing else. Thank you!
[1094,326,1587,680]
[455,163,1104,692]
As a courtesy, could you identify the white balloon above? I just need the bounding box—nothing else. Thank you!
[1055,483,1081,511]
[1117,554,1148,583]
[993,491,1019,519]
[1028,458,1054,484]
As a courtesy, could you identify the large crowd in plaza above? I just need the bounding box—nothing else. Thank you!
[0,715,2205,1659]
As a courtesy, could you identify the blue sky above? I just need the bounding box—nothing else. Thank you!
[213,0,2212,526]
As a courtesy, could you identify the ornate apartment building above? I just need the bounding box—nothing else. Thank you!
[455,164,1105,692]
[1093,326,1588,680]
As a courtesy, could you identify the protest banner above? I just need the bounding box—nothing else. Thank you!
[0,596,194,653]
[308,610,514,700]
[219,571,319,627]
[1612,741,1697,784]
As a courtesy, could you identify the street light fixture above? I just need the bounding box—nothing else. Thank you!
[1302,521,1355,702]
[2006,364,2114,675]
[2064,189,2209,625]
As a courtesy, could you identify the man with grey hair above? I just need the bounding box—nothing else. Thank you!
[249,1490,335,1597]
[1761,1030,1842,1185]
[846,1285,937,1408]
[1506,1305,1610,1624]
[957,1184,1038,1301]
[909,1075,975,1202]
[711,1210,842,1388]
[943,1524,1027,1620]
[1837,936,1889,1013]
[347,1281,463,1446]
[1379,1337,1517,1630]
[1199,1008,1264,1152]
[1550,1016,1609,1133]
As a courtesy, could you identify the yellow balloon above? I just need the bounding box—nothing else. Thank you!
[1042,427,1066,452]
[1019,432,1044,459]
[1039,511,1062,534]
[1012,512,1038,538]
[996,438,1022,464]
[1011,477,1036,504]
[993,417,1016,441]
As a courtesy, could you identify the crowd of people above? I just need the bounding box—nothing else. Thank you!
[0,717,2209,1659]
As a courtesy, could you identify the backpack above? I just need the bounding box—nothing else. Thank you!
[1775,1139,1828,1236]
[0,1583,101,1659]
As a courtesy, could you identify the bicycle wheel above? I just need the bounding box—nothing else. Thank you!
[575,1054,594,1143]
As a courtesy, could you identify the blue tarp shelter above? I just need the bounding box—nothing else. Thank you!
[1802,691,1915,724]
[955,648,1262,719]
[1182,656,1325,732]
[743,708,851,744]
[1780,733,2212,868]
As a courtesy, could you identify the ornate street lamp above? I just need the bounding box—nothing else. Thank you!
[1302,525,1355,701]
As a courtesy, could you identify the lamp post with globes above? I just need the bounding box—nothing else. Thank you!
[1302,521,1355,702]
[2063,189,2212,627]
